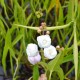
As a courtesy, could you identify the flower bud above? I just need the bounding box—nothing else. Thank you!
[46,31,50,35]
[61,47,64,51]
[41,22,46,29]
[39,26,43,30]
[37,28,41,33]
[41,22,46,27]
[56,45,60,49]
[38,74,47,80]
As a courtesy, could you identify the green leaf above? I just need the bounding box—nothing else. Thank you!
[66,0,74,23]
[62,54,73,63]
[54,66,64,80]
[25,13,32,25]
[48,0,56,13]
[0,15,9,29]
[78,52,80,79]
[43,0,49,10]
[38,62,48,71]
[58,3,64,25]
[13,0,25,24]
[48,51,64,80]
[73,21,78,80]
[0,0,9,19]
[2,45,8,75]
[12,34,23,46]
[0,19,6,38]
[2,29,12,74]
[10,54,14,75]
[33,64,39,80]
[9,48,16,59]
[48,51,64,71]
[2,27,17,74]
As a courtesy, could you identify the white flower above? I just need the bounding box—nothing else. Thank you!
[44,45,57,59]
[26,43,38,57]
[28,53,41,65]
[37,35,51,48]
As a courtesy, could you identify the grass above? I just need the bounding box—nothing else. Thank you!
[0,0,80,80]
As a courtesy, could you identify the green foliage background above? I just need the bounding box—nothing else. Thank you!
[0,0,80,80]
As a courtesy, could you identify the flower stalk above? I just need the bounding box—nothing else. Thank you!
[14,21,73,31]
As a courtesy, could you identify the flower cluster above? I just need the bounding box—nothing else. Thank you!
[26,43,41,65]
[26,23,57,65]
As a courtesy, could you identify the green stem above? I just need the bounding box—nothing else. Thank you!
[40,49,45,62]
[13,59,18,80]
[46,21,73,30]
[14,21,73,31]
[49,71,52,80]
[65,66,74,77]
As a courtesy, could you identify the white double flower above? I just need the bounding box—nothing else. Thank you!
[44,45,57,59]
[26,43,41,65]
[37,35,51,48]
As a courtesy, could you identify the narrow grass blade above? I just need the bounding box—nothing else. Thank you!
[48,0,56,13]
[73,21,78,80]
